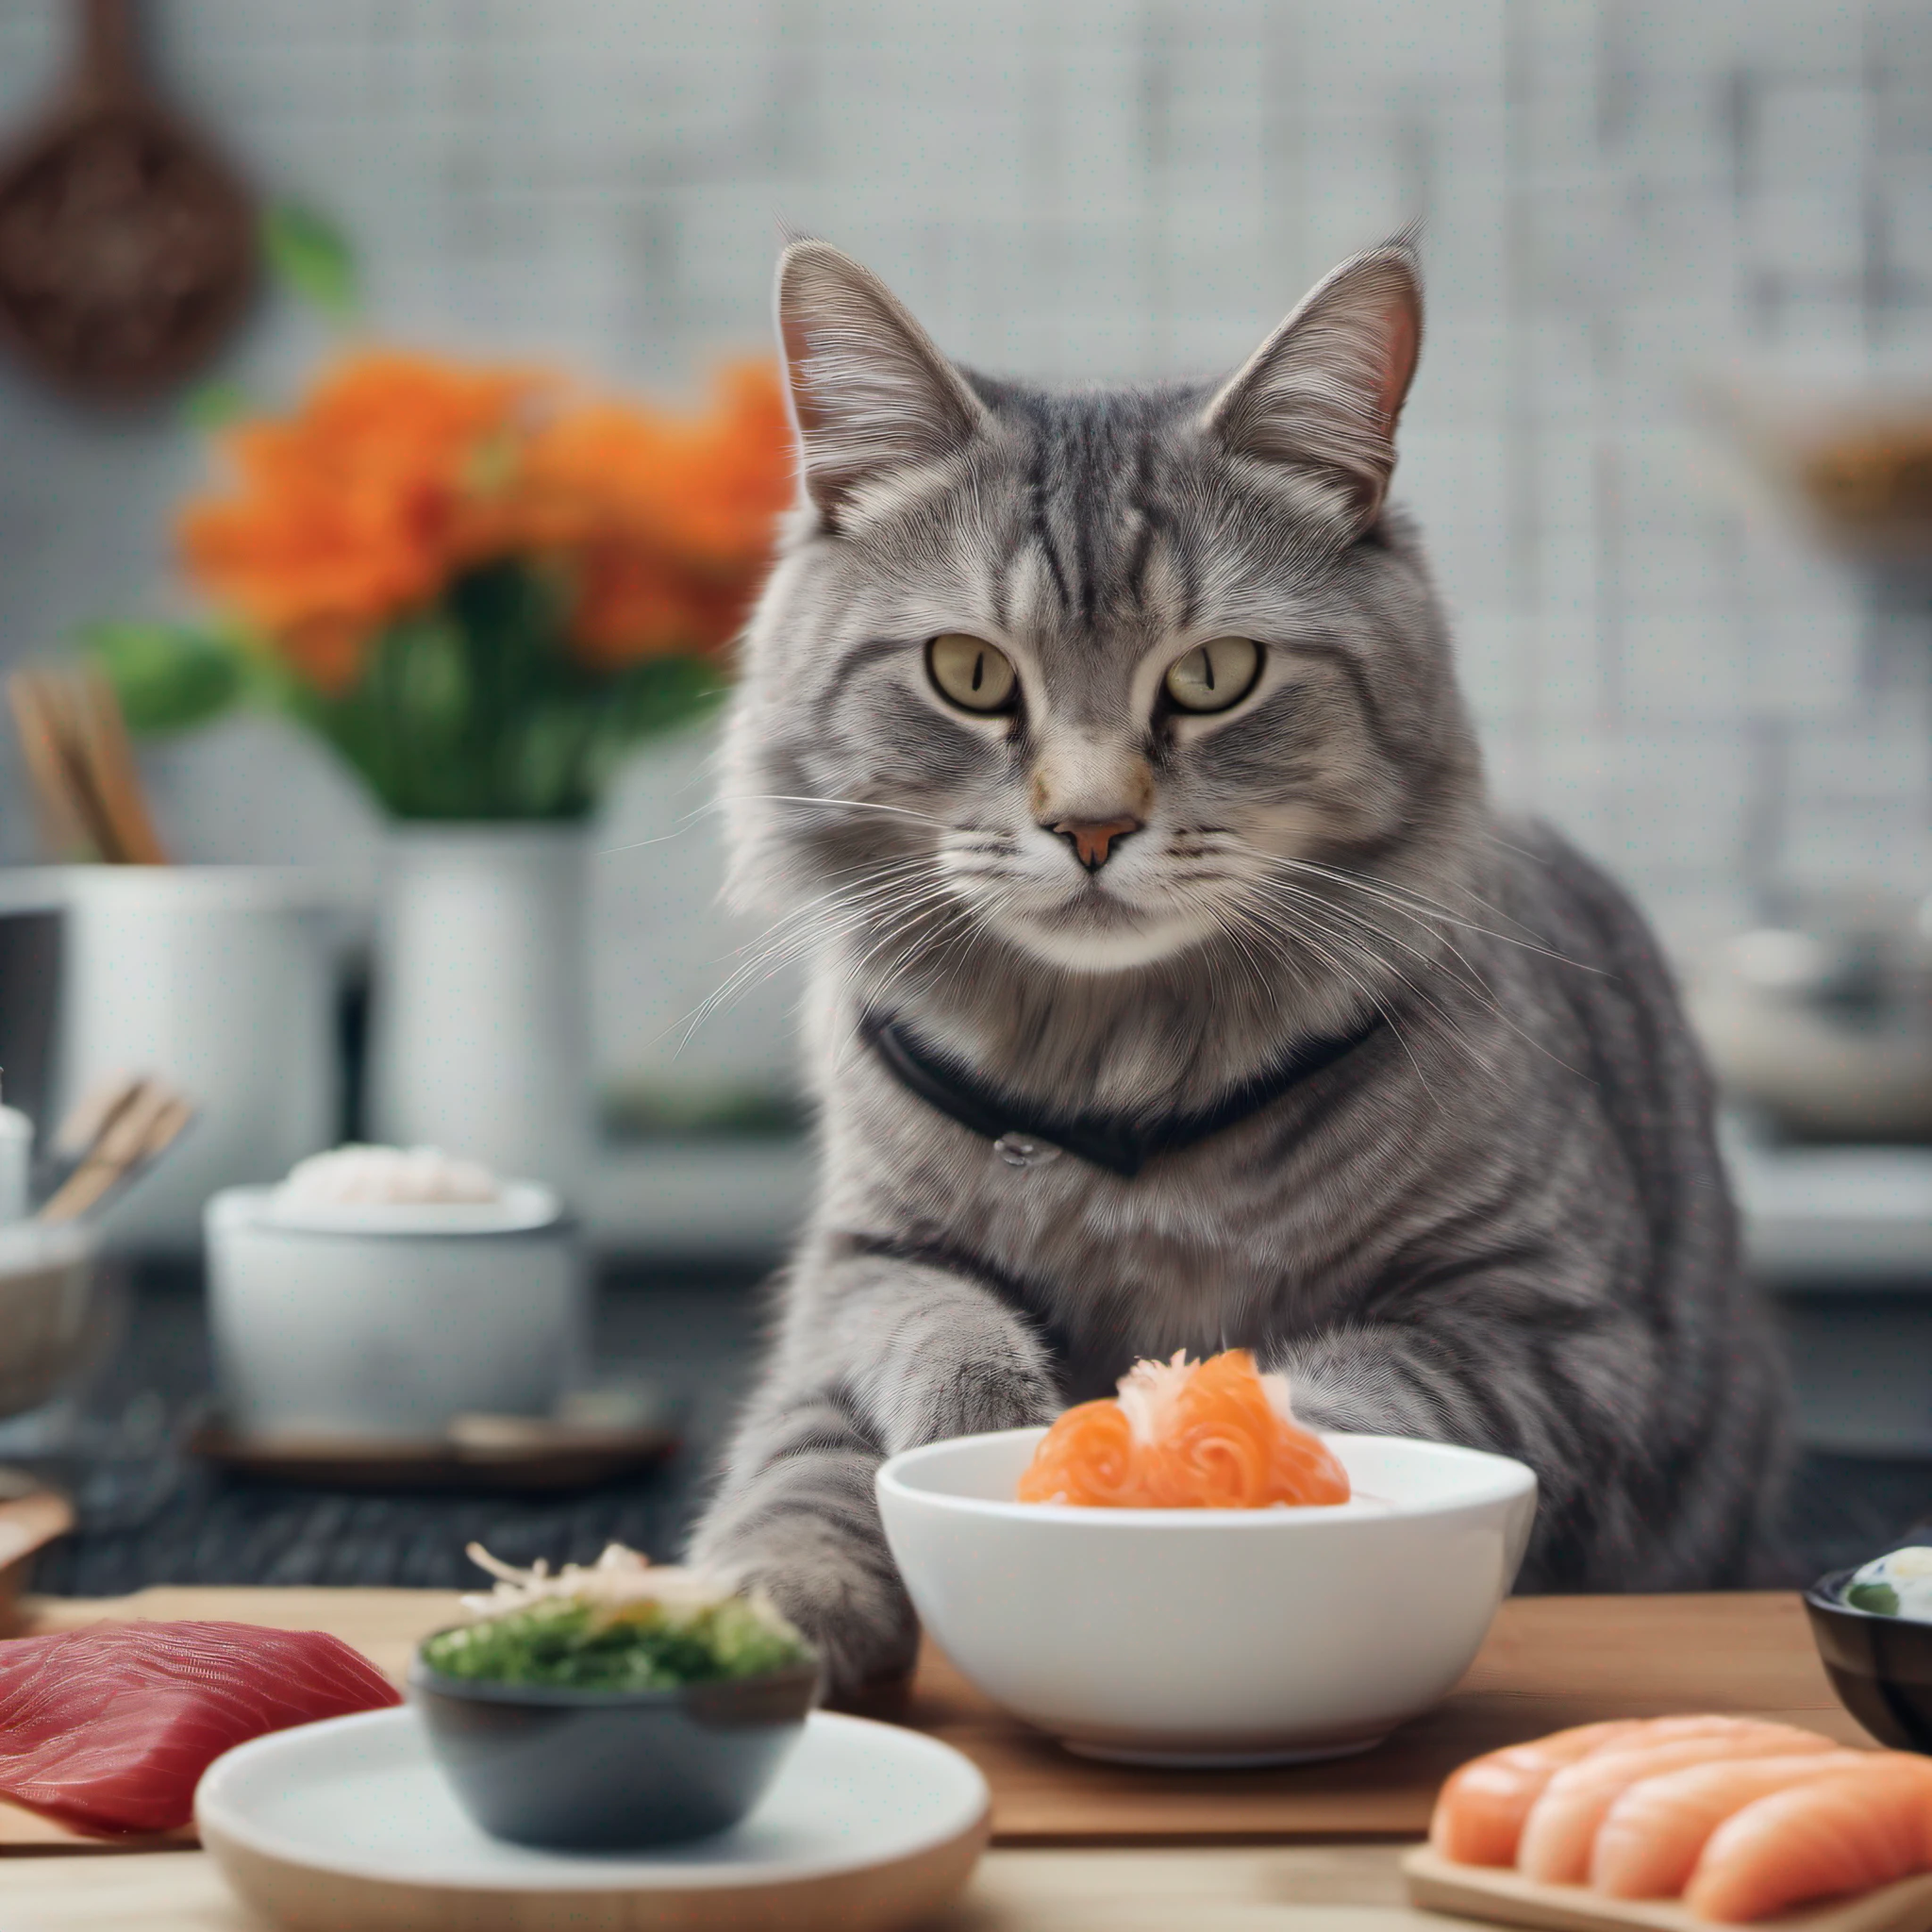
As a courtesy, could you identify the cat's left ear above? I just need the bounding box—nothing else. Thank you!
[1202,239,1423,533]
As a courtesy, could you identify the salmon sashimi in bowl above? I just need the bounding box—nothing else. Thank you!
[1016,1349,1350,1509]
[876,1361,1537,1766]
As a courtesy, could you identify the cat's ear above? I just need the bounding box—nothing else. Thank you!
[1202,240,1423,532]
[774,240,987,526]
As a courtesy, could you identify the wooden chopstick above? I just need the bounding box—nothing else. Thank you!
[5,665,167,865]
[72,664,166,864]
[7,673,97,859]
[49,1070,150,1162]
[69,672,167,869]
[39,1078,194,1224]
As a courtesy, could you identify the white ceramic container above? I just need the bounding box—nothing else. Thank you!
[205,1184,584,1440]
[369,825,592,1192]
[876,1428,1537,1767]
[0,1223,95,1419]
[53,865,343,1249]
[0,1105,29,1224]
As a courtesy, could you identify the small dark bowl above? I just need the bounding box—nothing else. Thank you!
[408,1641,821,1849]
[1805,1569,1932,1754]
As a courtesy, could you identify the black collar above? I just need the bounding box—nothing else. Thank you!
[861,1008,1381,1178]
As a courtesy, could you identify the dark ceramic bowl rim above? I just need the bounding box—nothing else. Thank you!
[408,1635,822,1709]
[1805,1565,1932,1625]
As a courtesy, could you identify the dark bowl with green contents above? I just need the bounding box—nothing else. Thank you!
[1804,1568,1932,1754]
[408,1589,821,1848]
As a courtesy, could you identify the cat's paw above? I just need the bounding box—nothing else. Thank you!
[693,1515,919,1697]
[941,1354,1059,1438]
[888,1347,1058,1450]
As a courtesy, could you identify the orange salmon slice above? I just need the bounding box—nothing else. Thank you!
[1685,1757,1932,1923]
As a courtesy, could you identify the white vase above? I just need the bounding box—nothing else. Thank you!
[369,824,592,1191]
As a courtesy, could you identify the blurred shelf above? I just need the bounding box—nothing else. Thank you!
[1725,1117,1932,1287]
[91,1108,1932,1281]
[575,1136,813,1261]
[91,1134,817,1265]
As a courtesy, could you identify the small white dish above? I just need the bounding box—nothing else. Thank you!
[196,1705,989,1932]
[877,1427,1537,1766]
[205,1182,583,1440]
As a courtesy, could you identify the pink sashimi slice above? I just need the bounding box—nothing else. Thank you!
[1685,1757,1932,1923]
[1515,1722,1841,1885]
[0,1619,400,1833]
[1590,1751,1876,1898]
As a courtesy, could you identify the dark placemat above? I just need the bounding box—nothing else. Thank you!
[17,1260,765,1595]
[8,1259,1930,1596]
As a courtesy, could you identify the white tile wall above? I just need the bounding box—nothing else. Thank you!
[0,0,1925,1083]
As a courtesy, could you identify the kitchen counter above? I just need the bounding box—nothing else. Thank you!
[1728,1121,1932,1285]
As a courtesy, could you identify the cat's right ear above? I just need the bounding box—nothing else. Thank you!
[775,241,987,527]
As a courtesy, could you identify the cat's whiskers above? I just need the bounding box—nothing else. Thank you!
[825,885,993,1074]
[1216,831,1536,1032]
[1232,877,1502,1083]
[1236,841,1596,975]
[600,792,948,862]
[724,792,946,826]
[672,855,944,1048]
[1249,867,1581,1080]
[1215,896,1439,1101]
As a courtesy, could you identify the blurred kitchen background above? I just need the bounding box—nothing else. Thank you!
[0,0,1929,1594]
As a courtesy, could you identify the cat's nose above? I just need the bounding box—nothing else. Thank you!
[1050,816,1142,872]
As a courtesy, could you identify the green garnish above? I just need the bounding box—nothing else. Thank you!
[421,1593,811,1690]
[1845,1581,1902,1617]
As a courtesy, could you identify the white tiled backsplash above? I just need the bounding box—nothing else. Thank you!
[0,0,1927,1088]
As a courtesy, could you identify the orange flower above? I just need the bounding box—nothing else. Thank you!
[179,353,543,691]
[176,350,791,692]
[519,361,793,668]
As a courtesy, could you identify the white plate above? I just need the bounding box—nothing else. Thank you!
[196,1706,990,1932]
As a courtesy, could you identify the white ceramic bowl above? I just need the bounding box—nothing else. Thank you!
[206,1183,583,1440]
[0,1223,94,1420]
[876,1427,1537,1766]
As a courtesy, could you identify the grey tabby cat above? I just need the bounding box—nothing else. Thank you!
[689,237,1790,1692]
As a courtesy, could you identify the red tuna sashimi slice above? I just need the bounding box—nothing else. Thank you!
[0,1620,400,1832]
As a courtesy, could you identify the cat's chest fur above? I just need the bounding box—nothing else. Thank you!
[807,970,1582,1403]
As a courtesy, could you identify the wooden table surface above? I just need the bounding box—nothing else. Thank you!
[3,1588,1871,1925]
[12,1841,1436,1931]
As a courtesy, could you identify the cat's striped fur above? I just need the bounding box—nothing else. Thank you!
[688,240,1791,1692]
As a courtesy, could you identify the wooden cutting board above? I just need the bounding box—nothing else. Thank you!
[1401,1848,1932,1932]
[0,1589,1873,1854]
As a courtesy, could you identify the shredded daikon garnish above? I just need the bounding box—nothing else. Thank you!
[1115,1349,1196,1444]
[458,1541,733,1620]
[1258,1370,1297,1422]
[1112,1351,1300,1441]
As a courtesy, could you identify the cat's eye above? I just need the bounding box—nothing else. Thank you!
[927,634,1018,713]
[1164,636,1260,714]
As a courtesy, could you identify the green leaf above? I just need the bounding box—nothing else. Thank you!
[259,562,731,820]
[261,203,360,322]
[1846,1581,1901,1616]
[81,623,247,736]
[180,378,253,431]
